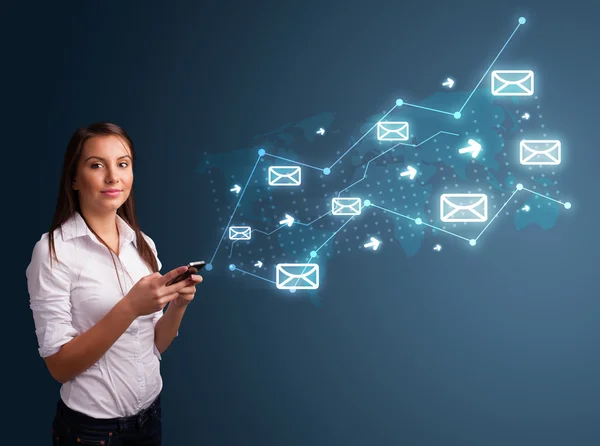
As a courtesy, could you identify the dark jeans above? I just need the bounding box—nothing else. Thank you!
[51,394,162,445]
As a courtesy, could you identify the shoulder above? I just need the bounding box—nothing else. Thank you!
[29,228,62,261]
[26,228,73,283]
[28,225,79,267]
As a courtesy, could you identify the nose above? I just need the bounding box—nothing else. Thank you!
[105,166,120,184]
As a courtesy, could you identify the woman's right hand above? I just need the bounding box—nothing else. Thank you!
[123,266,192,317]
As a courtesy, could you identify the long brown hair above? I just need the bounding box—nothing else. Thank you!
[48,123,159,289]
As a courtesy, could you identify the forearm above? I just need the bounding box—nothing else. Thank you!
[154,303,187,354]
[45,298,137,384]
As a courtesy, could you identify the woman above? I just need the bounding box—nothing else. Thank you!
[26,122,203,445]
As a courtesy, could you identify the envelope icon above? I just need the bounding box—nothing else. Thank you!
[228,226,251,240]
[268,166,301,186]
[520,140,561,165]
[377,121,409,141]
[332,197,362,216]
[276,263,319,290]
[491,70,534,96]
[440,194,488,223]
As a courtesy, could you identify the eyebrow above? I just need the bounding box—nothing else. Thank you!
[84,155,132,162]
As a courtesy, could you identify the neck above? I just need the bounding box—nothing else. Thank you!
[79,207,119,240]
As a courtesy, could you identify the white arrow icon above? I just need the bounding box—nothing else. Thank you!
[442,78,455,88]
[400,165,417,180]
[316,128,325,135]
[433,244,442,252]
[458,139,482,158]
[522,113,530,120]
[230,184,241,194]
[279,214,295,227]
[522,205,530,212]
[363,237,381,251]
[254,261,263,268]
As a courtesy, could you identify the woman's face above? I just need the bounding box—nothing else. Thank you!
[72,135,133,215]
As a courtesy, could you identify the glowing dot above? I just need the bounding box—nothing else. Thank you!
[415,218,422,225]
[564,202,571,209]
[289,288,296,294]
[364,199,371,207]
[258,149,265,156]
[228,264,236,271]
[516,183,524,190]
[454,112,461,120]
[310,251,317,258]
[519,17,526,24]
[323,167,331,175]
[205,263,213,271]
[469,239,477,246]
[396,99,404,106]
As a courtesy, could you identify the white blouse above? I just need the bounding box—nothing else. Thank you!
[26,211,169,418]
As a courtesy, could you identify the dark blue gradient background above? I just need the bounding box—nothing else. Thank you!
[9,0,600,444]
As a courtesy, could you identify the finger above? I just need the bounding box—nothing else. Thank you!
[158,292,179,306]
[156,266,190,287]
[164,274,200,293]
[177,285,197,295]
[190,275,203,284]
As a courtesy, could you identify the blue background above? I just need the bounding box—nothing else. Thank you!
[8,0,600,444]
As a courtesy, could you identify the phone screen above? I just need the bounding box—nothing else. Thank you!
[165,261,206,286]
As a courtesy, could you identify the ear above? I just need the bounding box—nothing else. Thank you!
[72,178,78,191]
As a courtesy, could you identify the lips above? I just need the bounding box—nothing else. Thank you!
[101,190,122,197]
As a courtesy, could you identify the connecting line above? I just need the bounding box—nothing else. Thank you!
[328,104,398,170]
[475,189,519,241]
[369,203,471,242]
[287,215,357,288]
[402,20,523,117]
[253,225,287,237]
[262,152,324,172]
[401,103,455,117]
[209,155,262,265]
[459,21,522,113]
[313,215,357,255]
[338,131,459,196]
[522,187,566,206]
[295,210,332,226]
[233,267,277,285]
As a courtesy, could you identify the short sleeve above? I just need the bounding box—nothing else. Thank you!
[26,236,80,358]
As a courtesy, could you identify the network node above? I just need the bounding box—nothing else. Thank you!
[228,264,236,271]
[258,148,266,156]
[364,199,371,207]
[454,112,461,120]
[289,288,296,294]
[564,202,572,209]
[310,251,317,258]
[519,17,526,24]
[396,99,404,106]
[205,263,213,271]
[323,167,331,175]
[415,218,422,225]
[516,183,523,190]
[469,239,477,246]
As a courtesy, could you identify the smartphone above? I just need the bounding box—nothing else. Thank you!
[165,261,206,286]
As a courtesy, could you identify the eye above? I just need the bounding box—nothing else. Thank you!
[119,162,129,168]
[91,163,102,169]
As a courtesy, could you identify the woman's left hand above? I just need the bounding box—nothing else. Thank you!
[171,274,203,308]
